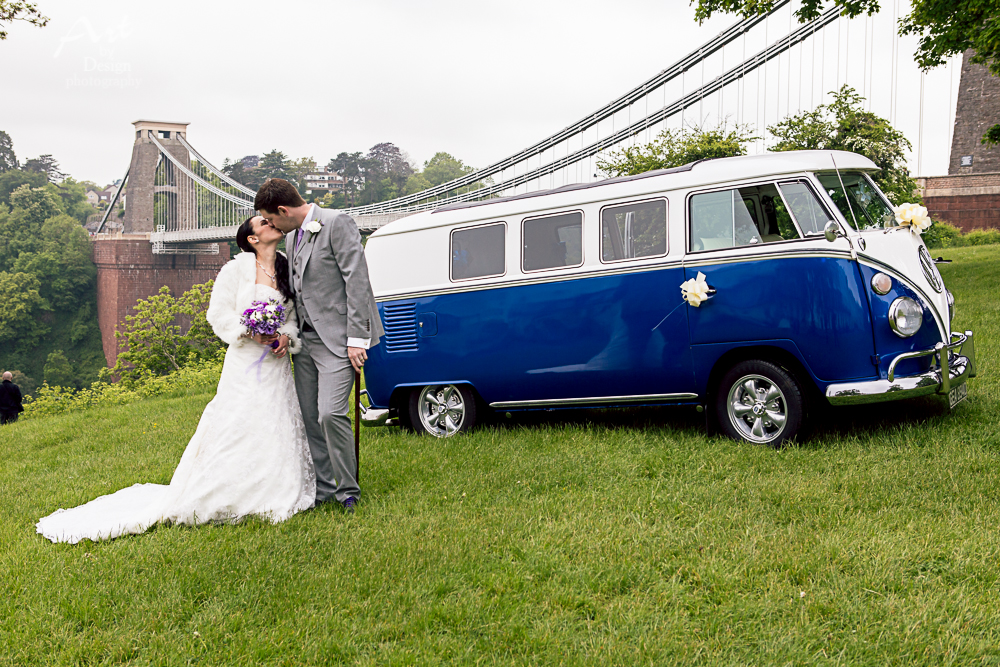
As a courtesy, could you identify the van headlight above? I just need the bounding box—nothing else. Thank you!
[947,290,955,323]
[889,297,923,337]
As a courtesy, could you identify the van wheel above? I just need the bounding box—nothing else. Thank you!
[716,360,803,447]
[408,384,477,437]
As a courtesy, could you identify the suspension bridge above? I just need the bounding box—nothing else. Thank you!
[95,0,971,254]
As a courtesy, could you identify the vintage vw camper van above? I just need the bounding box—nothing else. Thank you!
[359,150,976,446]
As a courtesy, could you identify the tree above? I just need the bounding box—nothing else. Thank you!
[692,0,1000,144]
[289,156,317,195]
[22,154,65,183]
[422,152,474,186]
[43,349,74,388]
[404,172,432,195]
[328,152,367,207]
[769,86,917,204]
[222,158,264,190]
[361,143,413,204]
[0,169,46,207]
[0,183,104,390]
[0,271,45,347]
[258,150,292,183]
[50,177,93,223]
[11,213,95,310]
[0,130,16,172]
[985,124,1000,146]
[102,281,224,385]
[0,1,48,40]
[597,123,757,177]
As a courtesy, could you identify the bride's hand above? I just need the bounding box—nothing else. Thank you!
[251,333,278,346]
[271,334,290,358]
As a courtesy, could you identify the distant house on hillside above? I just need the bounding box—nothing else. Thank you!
[304,167,345,195]
[241,155,260,169]
[97,185,125,208]
[85,190,100,207]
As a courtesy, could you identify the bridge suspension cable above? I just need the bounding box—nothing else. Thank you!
[147,132,255,249]
[344,0,794,217]
[176,133,258,198]
[345,2,842,217]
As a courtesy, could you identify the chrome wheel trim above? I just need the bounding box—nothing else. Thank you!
[417,385,466,437]
[727,374,788,444]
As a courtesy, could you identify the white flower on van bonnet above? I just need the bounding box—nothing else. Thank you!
[680,272,711,307]
[894,203,932,236]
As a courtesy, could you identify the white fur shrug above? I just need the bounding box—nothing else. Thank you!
[206,252,302,354]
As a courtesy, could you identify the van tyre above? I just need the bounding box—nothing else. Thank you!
[716,360,803,447]
[409,384,477,437]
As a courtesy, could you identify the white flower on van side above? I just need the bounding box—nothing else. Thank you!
[305,219,323,242]
[680,272,711,307]
[893,203,932,236]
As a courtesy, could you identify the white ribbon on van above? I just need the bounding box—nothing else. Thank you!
[894,203,932,236]
[680,272,712,307]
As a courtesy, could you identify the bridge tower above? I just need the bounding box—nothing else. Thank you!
[124,120,192,233]
[93,120,230,368]
[921,51,1000,232]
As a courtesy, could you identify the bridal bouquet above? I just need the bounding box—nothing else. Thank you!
[241,299,287,348]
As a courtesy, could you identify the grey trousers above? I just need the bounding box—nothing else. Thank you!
[293,331,359,504]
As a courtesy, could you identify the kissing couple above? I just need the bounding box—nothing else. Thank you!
[37,179,384,544]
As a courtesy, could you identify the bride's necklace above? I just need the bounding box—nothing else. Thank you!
[256,260,277,284]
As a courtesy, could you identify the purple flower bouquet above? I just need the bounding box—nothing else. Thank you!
[241,299,288,380]
[241,299,287,347]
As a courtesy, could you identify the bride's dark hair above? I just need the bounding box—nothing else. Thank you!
[236,217,295,302]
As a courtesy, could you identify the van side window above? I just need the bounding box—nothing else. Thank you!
[522,212,583,272]
[688,184,802,251]
[601,199,667,262]
[778,181,833,236]
[451,223,506,281]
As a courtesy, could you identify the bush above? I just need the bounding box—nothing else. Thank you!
[22,352,224,419]
[924,223,1000,249]
[101,281,223,386]
[923,222,964,248]
[963,228,1000,246]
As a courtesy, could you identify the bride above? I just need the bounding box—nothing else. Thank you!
[37,217,315,544]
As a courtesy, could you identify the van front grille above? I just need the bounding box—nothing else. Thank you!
[381,303,419,353]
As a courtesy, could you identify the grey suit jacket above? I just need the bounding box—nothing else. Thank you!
[289,207,384,358]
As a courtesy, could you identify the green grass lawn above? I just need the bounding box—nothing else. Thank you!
[2,245,998,666]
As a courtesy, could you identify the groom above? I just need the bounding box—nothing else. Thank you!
[255,179,384,511]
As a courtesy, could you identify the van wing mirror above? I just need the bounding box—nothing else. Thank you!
[824,220,845,243]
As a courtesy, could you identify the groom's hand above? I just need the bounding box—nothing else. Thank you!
[348,346,367,373]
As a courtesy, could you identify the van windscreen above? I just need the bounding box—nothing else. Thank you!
[816,171,897,230]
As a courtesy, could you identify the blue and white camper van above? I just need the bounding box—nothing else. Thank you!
[359,150,976,446]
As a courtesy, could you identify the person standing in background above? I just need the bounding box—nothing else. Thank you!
[0,372,24,425]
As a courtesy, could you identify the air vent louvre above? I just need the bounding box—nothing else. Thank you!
[381,303,419,353]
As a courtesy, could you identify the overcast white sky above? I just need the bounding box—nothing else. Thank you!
[1,0,954,186]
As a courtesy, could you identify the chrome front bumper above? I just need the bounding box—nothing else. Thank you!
[358,390,395,427]
[826,330,977,406]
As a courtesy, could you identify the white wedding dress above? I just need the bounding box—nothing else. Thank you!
[37,284,316,544]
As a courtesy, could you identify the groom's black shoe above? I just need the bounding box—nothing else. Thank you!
[341,497,358,513]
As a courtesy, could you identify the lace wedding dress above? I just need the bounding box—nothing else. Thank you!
[37,284,316,544]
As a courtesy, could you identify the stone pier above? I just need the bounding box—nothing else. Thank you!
[93,235,230,367]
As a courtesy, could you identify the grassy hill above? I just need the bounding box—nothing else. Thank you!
[1,245,997,665]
